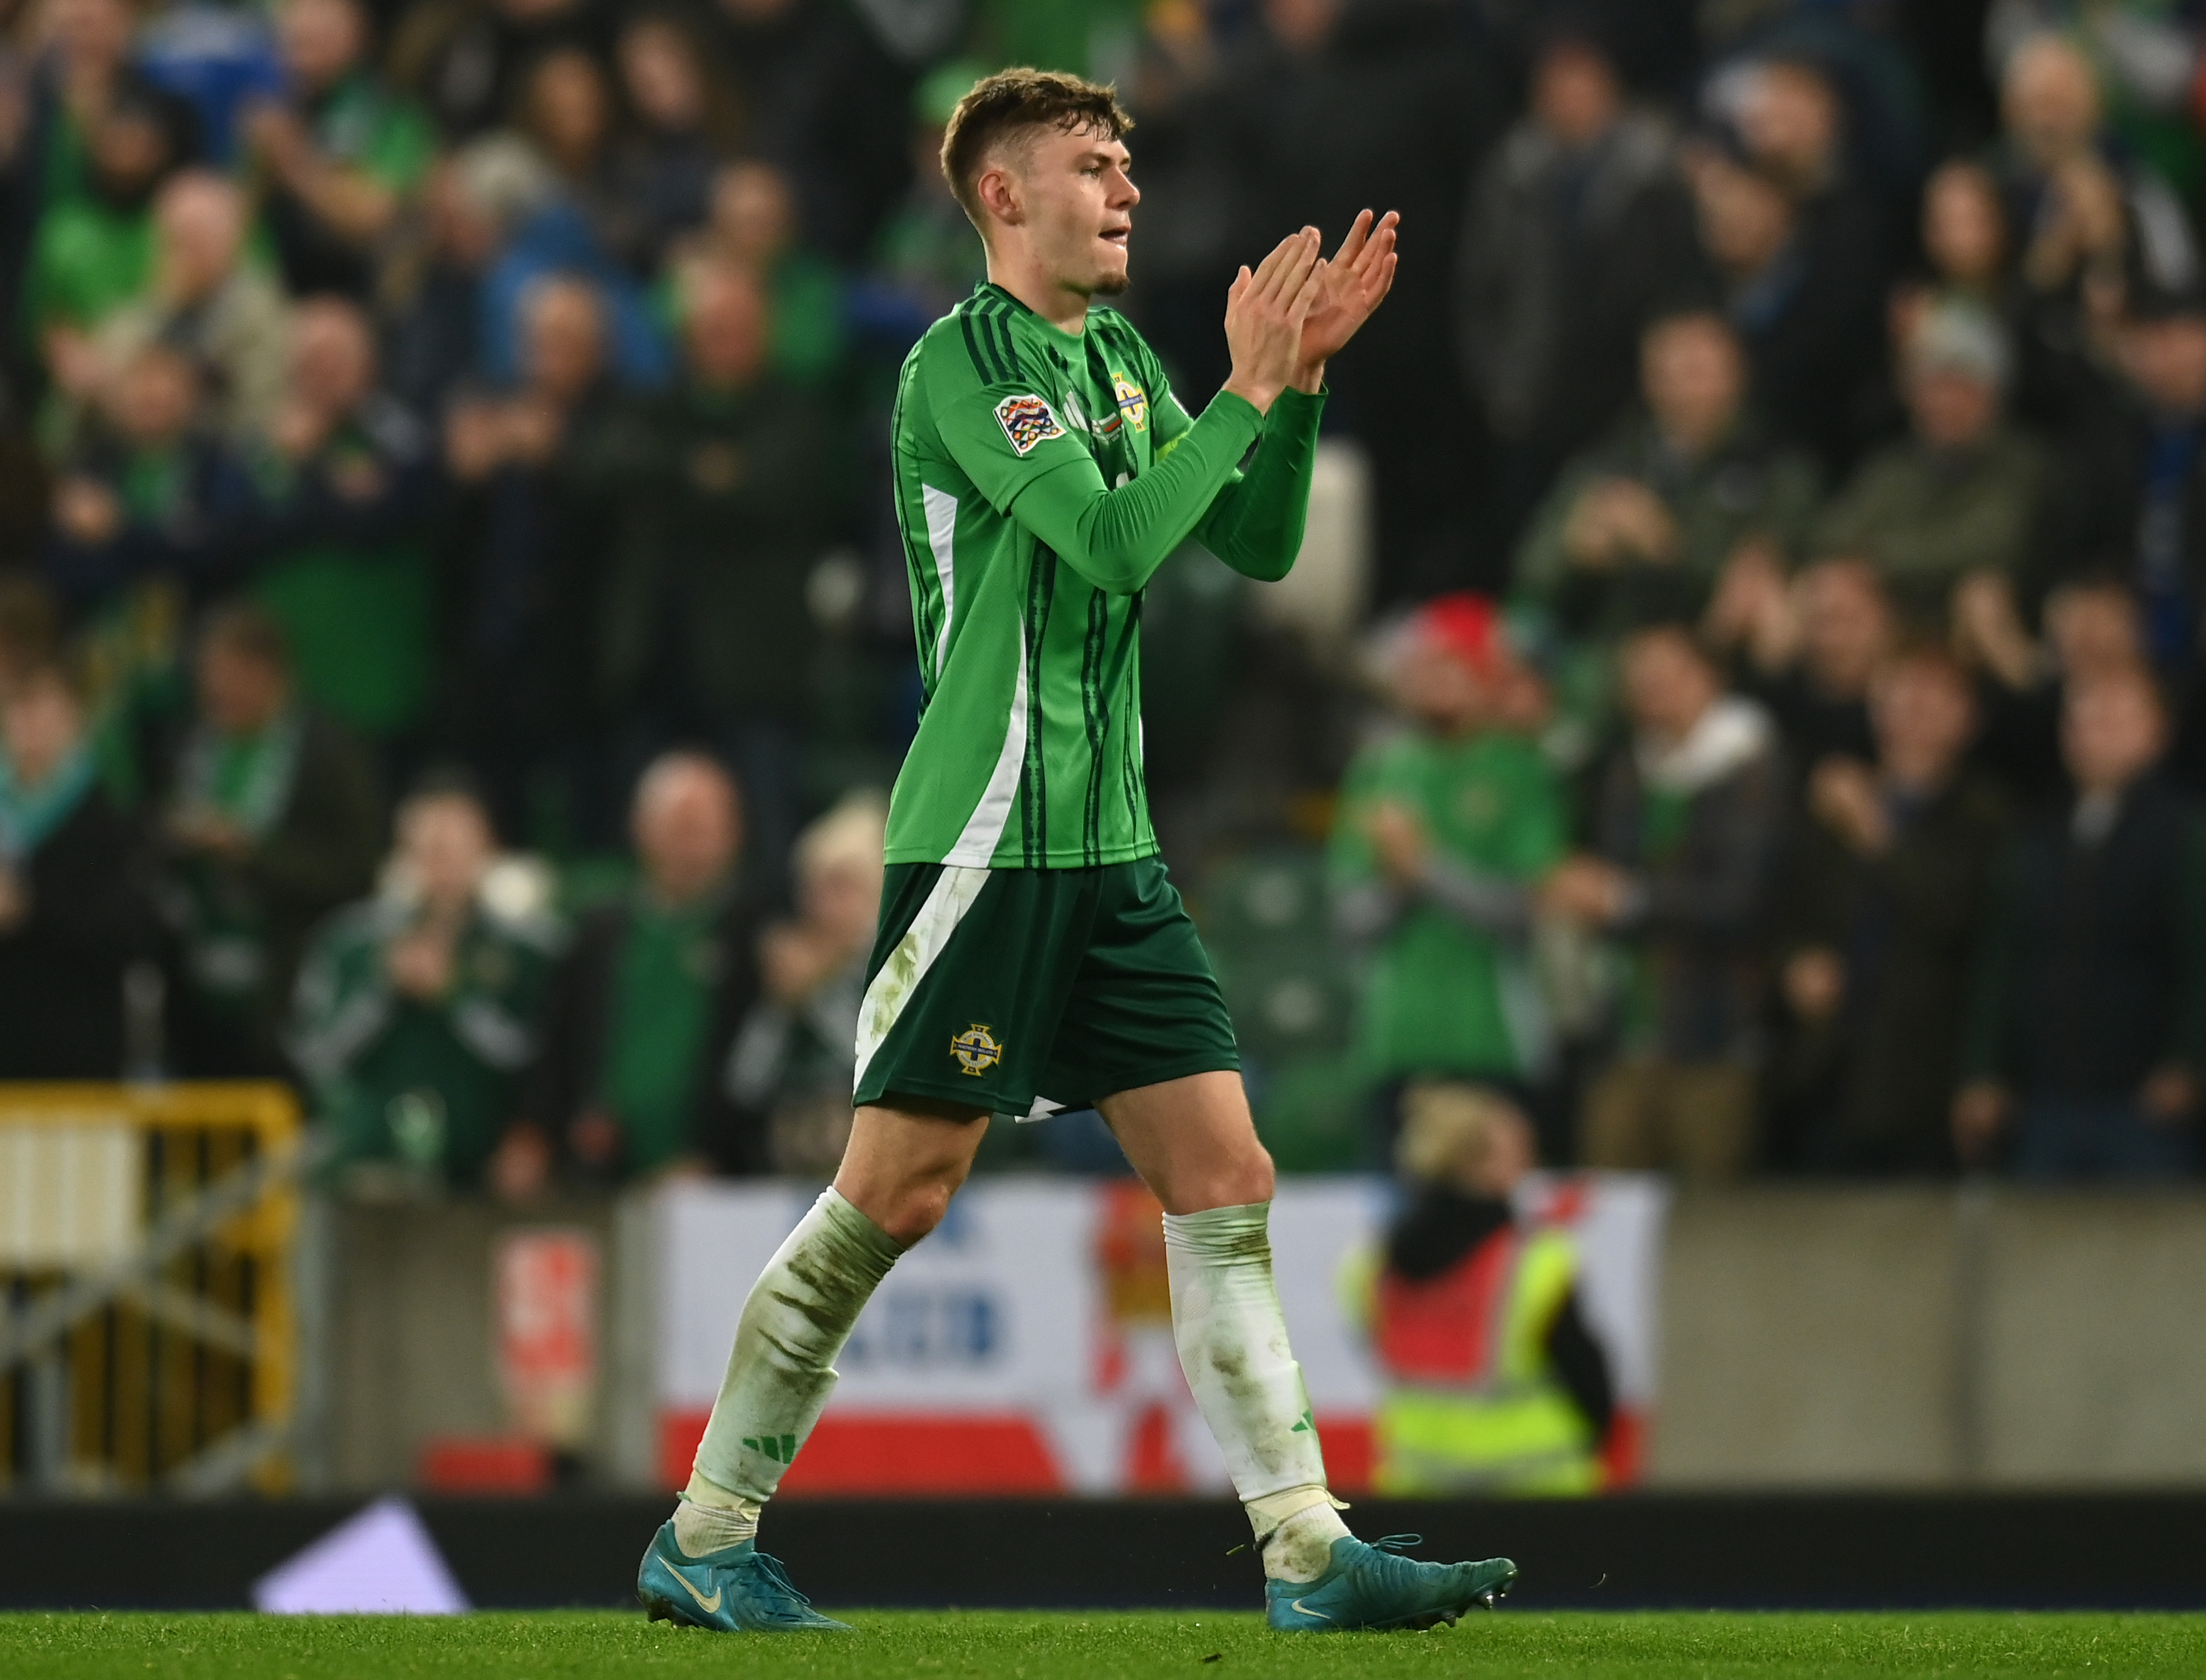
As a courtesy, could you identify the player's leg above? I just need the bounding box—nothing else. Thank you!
[1059,868,1340,1579]
[639,1099,987,1629]
[834,1097,995,1241]
[678,1100,986,1524]
[1102,1071,1516,1630]
[643,861,1078,1630]
[1097,1071,1341,1566]
[688,1101,987,1496]
[1059,859,1514,1629]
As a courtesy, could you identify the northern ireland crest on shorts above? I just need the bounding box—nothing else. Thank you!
[950,1022,1004,1075]
[994,394,1067,456]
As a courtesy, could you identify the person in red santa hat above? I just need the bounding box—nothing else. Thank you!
[1329,593,1569,1165]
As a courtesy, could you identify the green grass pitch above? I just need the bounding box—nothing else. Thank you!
[4,1611,2206,1679]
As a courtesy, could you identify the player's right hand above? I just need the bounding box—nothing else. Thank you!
[1222,228,1324,415]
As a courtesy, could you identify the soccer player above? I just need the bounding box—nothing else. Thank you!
[637,68,1520,1634]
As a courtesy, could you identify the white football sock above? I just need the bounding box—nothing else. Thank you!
[672,1491,759,1556]
[684,1188,904,1521]
[1162,1201,1351,1583]
[1257,1495,1354,1583]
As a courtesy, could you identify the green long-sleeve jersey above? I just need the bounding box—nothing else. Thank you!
[887,281,1324,869]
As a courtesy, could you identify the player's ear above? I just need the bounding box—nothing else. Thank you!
[975,159,1023,229]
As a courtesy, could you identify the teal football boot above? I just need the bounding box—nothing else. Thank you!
[1266,1534,1517,1631]
[636,1520,853,1632]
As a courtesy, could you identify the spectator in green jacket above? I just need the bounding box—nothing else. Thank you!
[501,750,769,1194]
[666,160,847,390]
[249,295,438,747]
[24,86,184,386]
[864,61,989,336]
[1332,593,1568,1154]
[293,772,560,1193]
[1813,298,2050,629]
[241,0,436,299]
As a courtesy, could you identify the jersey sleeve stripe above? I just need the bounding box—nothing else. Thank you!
[1079,587,1109,866]
[1019,546,1059,864]
[957,306,1003,383]
[961,299,1013,382]
[941,609,1029,866]
[919,483,960,680]
[1120,599,1146,842]
[888,381,947,695]
[981,301,1023,387]
[1102,594,1144,866]
[893,512,942,696]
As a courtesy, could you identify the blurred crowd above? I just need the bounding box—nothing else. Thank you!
[0,0,2204,1187]
[1317,0,2206,1188]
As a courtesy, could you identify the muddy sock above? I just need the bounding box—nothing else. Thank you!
[1254,1491,1354,1583]
[687,1188,904,1516]
[1162,1201,1346,1581]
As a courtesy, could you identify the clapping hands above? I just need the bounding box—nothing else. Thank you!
[1296,209,1399,384]
[1223,210,1401,414]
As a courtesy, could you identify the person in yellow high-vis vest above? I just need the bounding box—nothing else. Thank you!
[1346,1083,1613,1495]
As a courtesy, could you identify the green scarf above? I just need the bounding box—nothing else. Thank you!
[178,706,305,839]
[0,741,96,862]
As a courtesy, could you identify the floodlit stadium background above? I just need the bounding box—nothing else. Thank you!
[6,0,2206,1611]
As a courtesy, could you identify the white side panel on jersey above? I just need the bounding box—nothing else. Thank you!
[851,862,992,1091]
[942,611,1028,867]
[921,484,959,680]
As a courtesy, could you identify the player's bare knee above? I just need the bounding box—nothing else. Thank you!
[881,1177,957,1245]
[1228,1142,1276,1208]
[1157,1142,1274,1214]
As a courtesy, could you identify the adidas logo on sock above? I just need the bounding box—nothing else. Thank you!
[742,1434,799,1462]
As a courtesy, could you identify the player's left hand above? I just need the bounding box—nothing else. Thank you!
[1295,209,1399,385]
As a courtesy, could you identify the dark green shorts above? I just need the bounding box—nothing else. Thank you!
[852,854,1239,1117]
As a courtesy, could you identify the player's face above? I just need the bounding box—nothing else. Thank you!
[1014,126,1138,296]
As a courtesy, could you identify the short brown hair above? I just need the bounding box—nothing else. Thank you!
[939,67,1132,226]
[2068,658,2170,726]
[199,600,291,673]
[1619,616,1720,670]
[1876,637,1975,701]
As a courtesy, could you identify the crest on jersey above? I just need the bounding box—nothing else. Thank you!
[950,1022,1004,1075]
[994,394,1066,456]
[1110,371,1149,432]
